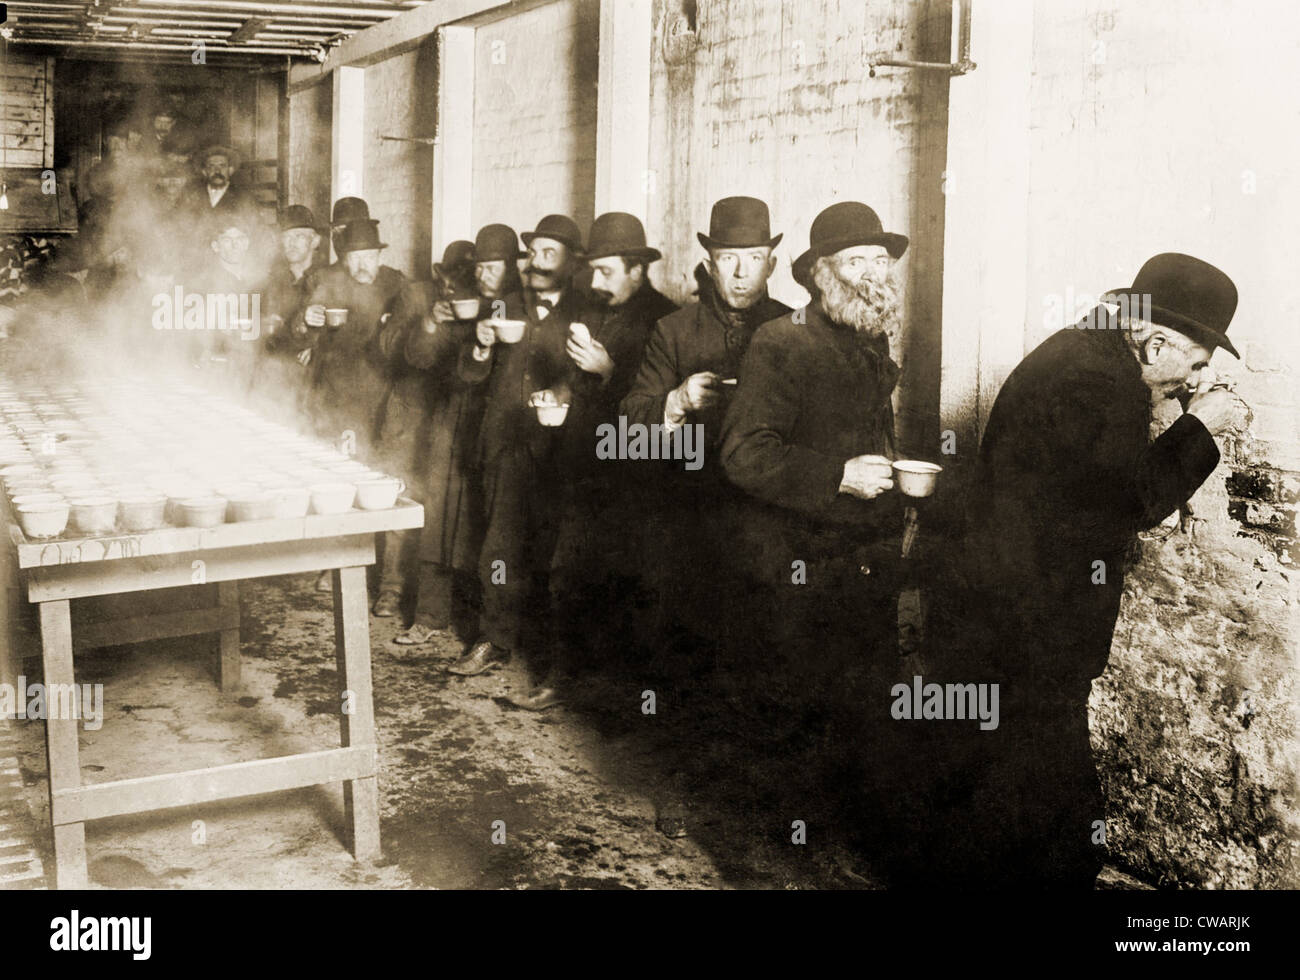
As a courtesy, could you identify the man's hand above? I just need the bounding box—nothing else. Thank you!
[839,454,895,500]
[1186,386,1236,435]
[669,371,724,418]
[303,304,326,328]
[475,320,497,348]
[566,336,614,381]
[296,348,312,367]
[430,300,455,329]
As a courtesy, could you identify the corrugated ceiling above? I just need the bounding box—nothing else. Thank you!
[3,1,430,65]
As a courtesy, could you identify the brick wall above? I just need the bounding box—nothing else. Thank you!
[470,0,600,236]
[1022,0,1300,886]
[646,0,951,454]
[364,39,438,279]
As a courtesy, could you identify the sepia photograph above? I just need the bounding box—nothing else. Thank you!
[0,0,1294,956]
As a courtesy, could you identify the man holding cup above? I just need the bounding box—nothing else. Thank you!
[916,253,1247,889]
[295,218,409,608]
[448,216,583,678]
[720,200,908,834]
[512,212,679,710]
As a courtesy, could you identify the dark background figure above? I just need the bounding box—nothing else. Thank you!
[253,205,325,420]
[913,253,1244,890]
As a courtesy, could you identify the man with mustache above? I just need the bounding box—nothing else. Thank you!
[912,254,1244,889]
[447,215,582,679]
[186,145,257,222]
[390,229,518,651]
[720,201,908,842]
[513,212,679,710]
[295,219,409,610]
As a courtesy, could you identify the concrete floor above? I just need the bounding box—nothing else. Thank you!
[1,573,902,890]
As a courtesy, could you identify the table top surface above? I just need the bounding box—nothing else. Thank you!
[6,498,424,569]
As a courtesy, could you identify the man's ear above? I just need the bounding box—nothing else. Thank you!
[765,251,778,277]
[1140,333,1166,366]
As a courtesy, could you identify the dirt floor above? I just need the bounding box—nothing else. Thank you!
[0,573,907,890]
[0,573,1151,891]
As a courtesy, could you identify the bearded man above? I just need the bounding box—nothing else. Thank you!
[720,201,908,839]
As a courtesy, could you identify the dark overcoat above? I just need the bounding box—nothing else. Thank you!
[958,316,1221,692]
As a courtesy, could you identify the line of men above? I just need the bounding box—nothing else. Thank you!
[258,194,910,730]
[46,174,1244,883]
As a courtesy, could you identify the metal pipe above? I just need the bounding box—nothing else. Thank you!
[868,0,976,77]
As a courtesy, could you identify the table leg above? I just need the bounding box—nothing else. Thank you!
[0,548,18,708]
[40,599,87,889]
[217,582,241,693]
[332,565,380,862]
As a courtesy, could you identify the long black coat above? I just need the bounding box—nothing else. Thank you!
[957,317,1221,692]
[397,282,485,572]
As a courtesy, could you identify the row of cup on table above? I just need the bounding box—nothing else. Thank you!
[2,465,408,540]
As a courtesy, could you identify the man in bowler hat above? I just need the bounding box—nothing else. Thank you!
[919,253,1245,889]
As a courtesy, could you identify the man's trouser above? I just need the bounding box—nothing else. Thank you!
[477,447,558,654]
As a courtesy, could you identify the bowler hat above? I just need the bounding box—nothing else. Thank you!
[331,196,370,228]
[585,212,661,262]
[197,144,242,171]
[792,201,908,288]
[474,224,525,262]
[279,205,321,233]
[336,219,387,254]
[438,239,475,270]
[697,196,783,251]
[522,214,584,254]
[1101,253,1239,358]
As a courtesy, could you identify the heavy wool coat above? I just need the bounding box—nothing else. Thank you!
[719,299,904,592]
[620,263,791,483]
[956,317,1222,692]
[296,263,407,456]
[393,281,486,572]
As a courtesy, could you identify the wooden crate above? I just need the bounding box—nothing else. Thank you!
[0,55,54,170]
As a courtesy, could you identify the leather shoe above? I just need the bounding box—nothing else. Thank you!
[508,686,565,711]
[447,641,509,676]
[372,590,402,617]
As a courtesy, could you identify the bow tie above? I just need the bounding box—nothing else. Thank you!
[536,298,555,313]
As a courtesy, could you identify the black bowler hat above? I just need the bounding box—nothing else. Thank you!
[585,212,661,263]
[278,205,320,232]
[697,196,783,251]
[336,219,386,254]
[522,214,584,254]
[474,223,525,262]
[331,196,370,228]
[438,239,475,270]
[792,201,908,288]
[1102,253,1239,358]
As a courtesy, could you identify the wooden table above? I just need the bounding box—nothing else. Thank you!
[0,501,423,889]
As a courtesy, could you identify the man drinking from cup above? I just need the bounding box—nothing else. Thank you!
[296,218,409,611]
[914,253,1248,890]
[389,230,517,650]
[447,216,583,679]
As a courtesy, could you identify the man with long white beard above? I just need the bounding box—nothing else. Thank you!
[720,201,908,849]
